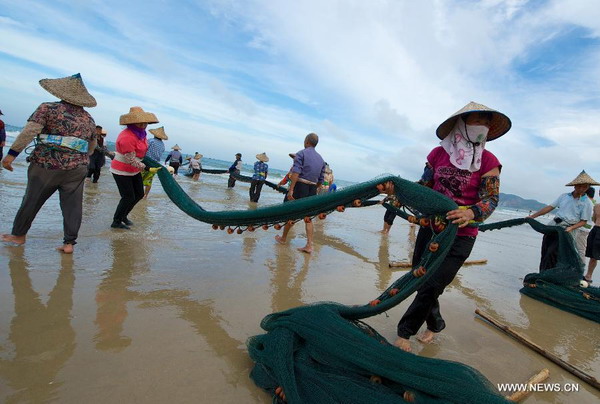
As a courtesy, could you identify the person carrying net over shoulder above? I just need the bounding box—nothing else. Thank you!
[383,102,511,352]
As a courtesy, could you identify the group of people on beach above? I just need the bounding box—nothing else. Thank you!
[0,73,200,250]
[0,73,597,354]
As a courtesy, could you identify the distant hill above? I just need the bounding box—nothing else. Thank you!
[499,193,545,211]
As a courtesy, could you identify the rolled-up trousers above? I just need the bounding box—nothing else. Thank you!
[12,163,87,244]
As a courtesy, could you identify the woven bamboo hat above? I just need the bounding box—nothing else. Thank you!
[39,73,97,107]
[288,153,296,159]
[256,152,269,162]
[171,144,181,151]
[194,153,203,159]
[565,170,600,186]
[119,106,159,125]
[436,101,511,141]
[149,126,168,140]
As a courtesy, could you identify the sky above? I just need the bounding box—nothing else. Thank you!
[1,0,599,203]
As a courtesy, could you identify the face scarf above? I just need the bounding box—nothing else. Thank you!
[127,124,147,140]
[440,117,489,172]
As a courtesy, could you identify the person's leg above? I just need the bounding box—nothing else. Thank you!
[92,167,101,183]
[255,180,264,202]
[249,180,257,202]
[585,259,597,282]
[122,174,144,223]
[3,164,60,244]
[380,210,396,234]
[395,234,475,349]
[574,229,587,267]
[57,166,87,253]
[112,174,135,227]
[172,163,180,175]
[86,166,94,179]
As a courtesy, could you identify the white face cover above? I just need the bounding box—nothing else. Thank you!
[440,119,489,172]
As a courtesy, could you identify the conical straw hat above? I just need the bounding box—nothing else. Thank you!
[256,152,269,162]
[171,144,181,151]
[39,73,97,107]
[149,126,168,140]
[194,153,203,159]
[436,101,511,141]
[119,106,159,125]
[565,170,600,186]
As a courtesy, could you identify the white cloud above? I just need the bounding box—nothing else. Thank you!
[0,0,599,203]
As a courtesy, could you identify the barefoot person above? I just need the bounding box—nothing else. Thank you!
[275,133,325,253]
[110,107,159,229]
[1,73,97,254]
[391,102,511,351]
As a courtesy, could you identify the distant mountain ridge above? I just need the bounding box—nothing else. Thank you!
[499,193,545,211]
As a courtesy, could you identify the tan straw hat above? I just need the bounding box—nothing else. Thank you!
[288,153,296,158]
[39,73,97,107]
[101,129,107,136]
[565,170,600,186]
[149,126,168,140]
[119,106,159,125]
[194,153,203,159]
[436,101,511,141]
[256,152,269,162]
[171,144,181,151]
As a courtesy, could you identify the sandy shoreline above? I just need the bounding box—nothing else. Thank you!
[0,161,599,403]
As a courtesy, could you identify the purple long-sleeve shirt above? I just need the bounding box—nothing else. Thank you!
[292,146,325,183]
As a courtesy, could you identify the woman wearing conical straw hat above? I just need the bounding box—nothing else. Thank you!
[1,73,97,254]
[384,101,512,352]
[528,170,599,272]
[249,152,269,202]
[109,106,159,229]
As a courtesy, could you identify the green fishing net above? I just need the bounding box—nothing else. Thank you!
[478,218,600,323]
[145,156,512,403]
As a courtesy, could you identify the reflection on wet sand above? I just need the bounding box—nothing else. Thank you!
[0,248,75,403]
[93,237,261,397]
[517,295,600,373]
[266,244,311,313]
[94,238,145,351]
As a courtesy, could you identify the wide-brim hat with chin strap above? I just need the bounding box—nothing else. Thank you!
[171,144,181,151]
[436,101,512,141]
[149,126,168,140]
[565,170,600,186]
[256,152,269,162]
[120,106,159,125]
[39,73,97,108]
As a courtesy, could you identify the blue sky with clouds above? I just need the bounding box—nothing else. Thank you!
[1,0,599,203]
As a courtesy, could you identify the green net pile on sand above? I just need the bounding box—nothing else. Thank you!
[477,218,600,323]
[147,156,515,402]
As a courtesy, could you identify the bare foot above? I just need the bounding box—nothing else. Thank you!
[297,246,313,254]
[274,235,286,244]
[379,230,389,235]
[393,337,412,352]
[416,330,435,344]
[1,234,26,245]
[56,244,74,254]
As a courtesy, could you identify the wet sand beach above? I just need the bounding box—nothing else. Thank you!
[1,161,599,403]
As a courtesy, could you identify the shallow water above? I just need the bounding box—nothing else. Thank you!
[0,162,598,403]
